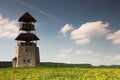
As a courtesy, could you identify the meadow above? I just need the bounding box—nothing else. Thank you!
[0,67,120,80]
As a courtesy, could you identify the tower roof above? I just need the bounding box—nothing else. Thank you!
[18,12,36,22]
[15,33,39,41]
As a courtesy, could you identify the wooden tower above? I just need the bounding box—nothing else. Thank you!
[12,12,40,67]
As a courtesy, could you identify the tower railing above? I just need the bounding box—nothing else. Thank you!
[18,42,36,46]
[20,23,35,30]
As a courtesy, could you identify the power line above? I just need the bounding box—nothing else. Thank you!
[14,0,65,24]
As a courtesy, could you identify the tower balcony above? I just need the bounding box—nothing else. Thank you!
[18,42,37,46]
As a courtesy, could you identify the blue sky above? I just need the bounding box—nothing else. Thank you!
[0,0,120,65]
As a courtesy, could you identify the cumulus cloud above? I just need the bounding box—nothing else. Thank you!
[59,24,73,37]
[57,48,72,58]
[71,21,110,44]
[106,30,120,44]
[0,15,18,38]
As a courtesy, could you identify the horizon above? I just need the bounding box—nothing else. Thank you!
[0,61,120,66]
[0,0,120,66]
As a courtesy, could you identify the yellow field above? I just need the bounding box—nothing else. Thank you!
[0,67,120,80]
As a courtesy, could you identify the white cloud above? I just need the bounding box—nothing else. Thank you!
[57,48,72,58]
[106,30,120,44]
[71,21,110,44]
[59,24,73,37]
[105,55,120,61]
[89,59,100,63]
[76,50,93,55]
[76,50,101,57]
[0,15,18,38]
[76,50,102,65]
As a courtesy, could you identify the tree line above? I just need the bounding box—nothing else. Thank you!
[0,61,12,68]
[0,61,120,68]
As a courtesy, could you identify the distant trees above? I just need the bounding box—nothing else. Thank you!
[0,61,12,68]
[0,61,120,68]
[39,62,93,68]
[39,62,120,68]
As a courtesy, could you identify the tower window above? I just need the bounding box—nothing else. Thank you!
[23,59,25,62]
[25,49,28,52]
[27,59,30,62]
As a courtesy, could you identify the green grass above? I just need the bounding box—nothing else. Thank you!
[0,67,120,80]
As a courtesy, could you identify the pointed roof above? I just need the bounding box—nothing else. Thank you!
[18,12,36,22]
